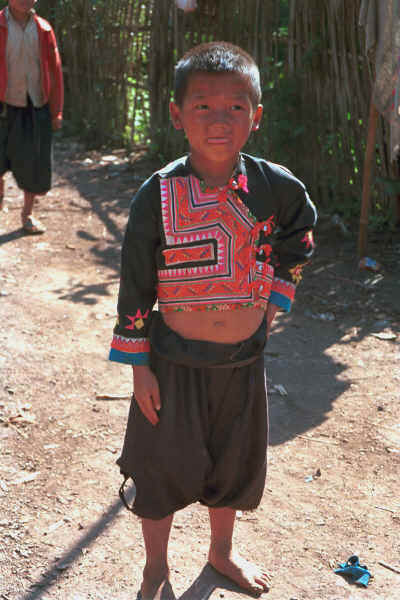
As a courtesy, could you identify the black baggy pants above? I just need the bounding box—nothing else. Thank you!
[117,313,269,520]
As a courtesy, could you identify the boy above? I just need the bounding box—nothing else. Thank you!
[110,42,317,599]
[0,0,63,234]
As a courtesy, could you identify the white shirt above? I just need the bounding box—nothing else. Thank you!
[5,7,44,108]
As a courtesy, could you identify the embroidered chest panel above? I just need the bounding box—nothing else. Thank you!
[158,175,274,311]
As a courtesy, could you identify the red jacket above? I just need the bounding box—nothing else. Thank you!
[0,8,64,120]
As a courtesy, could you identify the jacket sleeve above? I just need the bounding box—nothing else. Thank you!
[109,176,160,366]
[269,179,317,312]
[47,27,64,121]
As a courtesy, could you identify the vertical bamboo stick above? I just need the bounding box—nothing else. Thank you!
[358,99,379,258]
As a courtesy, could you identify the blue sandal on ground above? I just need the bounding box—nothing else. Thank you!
[334,555,371,587]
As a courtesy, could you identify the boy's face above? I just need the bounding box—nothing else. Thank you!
[170,72,263,179]
[8,0,37,16]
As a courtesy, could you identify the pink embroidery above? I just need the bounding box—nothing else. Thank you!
[125,309,149,330]
[301,230,315,250]
[248,216,275,281]
[125,316,136,330]
[227,174,249,194]
[160,299,269,313]
[251,215,275,239]
[111,335,150,354]
[259,243,273,258]
[237,174,249,193]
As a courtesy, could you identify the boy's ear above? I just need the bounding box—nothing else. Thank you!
[251,104,263,131]
[170,102,183,130]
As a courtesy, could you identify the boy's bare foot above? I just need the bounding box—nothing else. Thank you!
[208,550,271,595]
[140,566,172,600]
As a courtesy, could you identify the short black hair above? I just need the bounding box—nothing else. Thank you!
[174,41,262,108]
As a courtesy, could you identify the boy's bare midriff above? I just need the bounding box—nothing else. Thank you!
[163,305,266,343]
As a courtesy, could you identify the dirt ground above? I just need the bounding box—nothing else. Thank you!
[0,140,399,600]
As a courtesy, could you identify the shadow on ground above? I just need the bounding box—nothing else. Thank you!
[53,146,153,276]
[51,144,400,448]
[178,564,263,600]
[0,227,28,245]
[22,484,258,600]
[266,317,349,447]
[21,486,135,600]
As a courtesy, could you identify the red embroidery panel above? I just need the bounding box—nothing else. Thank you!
[158,175,277,311]
[163,242,215,266]
[110,335,150,354]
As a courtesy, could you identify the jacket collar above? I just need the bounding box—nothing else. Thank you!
[185,153,247,190]
[5,6,36,24]
[0,7,48,31]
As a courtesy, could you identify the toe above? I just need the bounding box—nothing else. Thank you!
[255,578,269,590]
[254,573,271,590]
[250,582,264,594]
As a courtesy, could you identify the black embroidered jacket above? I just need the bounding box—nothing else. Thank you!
[110,153,317,365]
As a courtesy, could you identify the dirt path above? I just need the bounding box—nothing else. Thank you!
[0,141,399,600]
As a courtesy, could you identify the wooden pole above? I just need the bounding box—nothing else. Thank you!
[358,99,379,258]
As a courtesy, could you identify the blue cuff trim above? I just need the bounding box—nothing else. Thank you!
[109,348,150,366]
[269,291,292,312]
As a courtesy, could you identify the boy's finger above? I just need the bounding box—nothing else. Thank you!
[152,388,161,411]
[144,405,159,426]
[144,399,159,425]
[137,395,159,426]
[147,409,159,426]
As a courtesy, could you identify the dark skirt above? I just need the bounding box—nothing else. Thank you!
[117,313,269,520]
[0,99,52,194]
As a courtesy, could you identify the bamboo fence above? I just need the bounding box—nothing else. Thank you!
[3,0,396,222]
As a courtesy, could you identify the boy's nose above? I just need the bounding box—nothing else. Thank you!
[210,110,231,125]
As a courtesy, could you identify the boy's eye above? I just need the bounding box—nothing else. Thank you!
[195,104,209,110]
[231,104,245,111]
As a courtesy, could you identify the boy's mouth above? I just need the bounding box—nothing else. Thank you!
[207,137,230,144]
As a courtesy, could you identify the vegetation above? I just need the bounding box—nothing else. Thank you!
[1,0,398,226]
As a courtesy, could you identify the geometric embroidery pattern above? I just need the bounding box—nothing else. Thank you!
[270,277,296,301]
[163,241,215,266]
[158,175,276,311]
[110,335,150,354]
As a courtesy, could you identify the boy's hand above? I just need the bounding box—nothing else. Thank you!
[266,303,279,338]
[52,116,63,131]
[132,365,161,426]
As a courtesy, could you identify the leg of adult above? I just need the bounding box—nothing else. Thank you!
[208,506,271,594]
[7,102,51,233]
[21,189,46,233]
[0,104,9,211]
[140,514,174,600]
[21,190,34,223]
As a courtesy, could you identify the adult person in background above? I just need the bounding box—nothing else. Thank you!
[0,0,63,234]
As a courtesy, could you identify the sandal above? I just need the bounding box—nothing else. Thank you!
[22,215,46,235]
